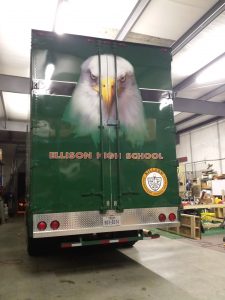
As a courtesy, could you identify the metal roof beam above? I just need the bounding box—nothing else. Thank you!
[198,83,225,100]
[176,116,223,135]
[0,120,28,132]
[115,0,151,41]
[171,0,225,56]
[0,74,29,94]
[175,83,225,126]
[174,97,225,117]
[174,52,225,92]
[175,114,201,126]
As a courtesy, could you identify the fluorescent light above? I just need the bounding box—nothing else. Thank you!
[54,0,70,35]
[3,92,30,121]
[172,15,225,85]
[54,0,138,38]
[196,56,225,84]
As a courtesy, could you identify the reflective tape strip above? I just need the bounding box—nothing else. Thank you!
[109,239,119,243]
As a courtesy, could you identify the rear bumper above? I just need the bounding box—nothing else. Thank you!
[32,207,179,238]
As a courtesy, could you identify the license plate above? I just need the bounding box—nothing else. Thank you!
[103,216,121,226]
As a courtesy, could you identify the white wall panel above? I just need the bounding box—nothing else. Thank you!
[191,124,219,161]
[176,120,225,176]
[191,124,221,175]
[176,133,191,162]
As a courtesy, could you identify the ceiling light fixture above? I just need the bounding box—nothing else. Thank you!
[54,0,69,35]
[3,92,30,121]
[53,0,138,38]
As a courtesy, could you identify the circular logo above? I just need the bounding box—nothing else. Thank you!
[142,168,168,196]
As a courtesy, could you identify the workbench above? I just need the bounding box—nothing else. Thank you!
[181,204,225,219]
[182,204,225,210]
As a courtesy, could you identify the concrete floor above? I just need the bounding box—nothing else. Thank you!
[0,216,225,300]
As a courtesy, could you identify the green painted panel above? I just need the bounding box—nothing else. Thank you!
[30,94,103,213]
[29,30,179,214]
[117,102,178,210]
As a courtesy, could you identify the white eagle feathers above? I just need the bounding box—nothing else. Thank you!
[64,54,148,146]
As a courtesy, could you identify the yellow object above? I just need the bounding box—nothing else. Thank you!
[214,197,222,204]
[201,212,215,221]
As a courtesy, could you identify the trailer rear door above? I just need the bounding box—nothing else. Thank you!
[30,31,178,216]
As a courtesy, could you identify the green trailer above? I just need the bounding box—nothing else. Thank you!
[26,30,180,255]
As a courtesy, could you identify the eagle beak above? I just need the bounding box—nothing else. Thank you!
[93,77,115,110]
[101,77,115,109]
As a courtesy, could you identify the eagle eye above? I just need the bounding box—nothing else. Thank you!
[90,72,97,81]
[120,75,126,82]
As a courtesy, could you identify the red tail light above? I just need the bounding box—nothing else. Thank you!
[158,213,166,222]
[37,221,47,231]
[50,220,60,230]
[169,213,176,222]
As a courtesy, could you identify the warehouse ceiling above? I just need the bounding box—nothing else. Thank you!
[1,0,225,145]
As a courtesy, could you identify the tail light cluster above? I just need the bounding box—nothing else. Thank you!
[158,213,177,222]
[37,214,176,230]
[37,221,47,231]
[37,220,60,231]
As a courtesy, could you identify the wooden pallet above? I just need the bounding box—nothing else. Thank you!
[164,214,201,239]
[214,207,225,219]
